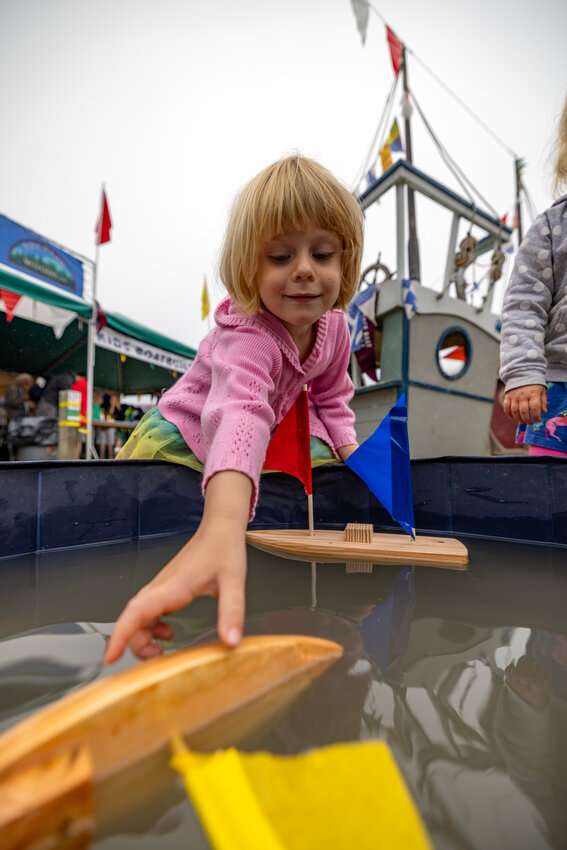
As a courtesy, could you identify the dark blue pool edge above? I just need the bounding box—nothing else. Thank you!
[1,456,566,560]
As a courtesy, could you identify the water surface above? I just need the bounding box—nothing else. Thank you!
[1,534,566,849]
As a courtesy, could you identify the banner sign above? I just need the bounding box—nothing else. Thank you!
[96,327,192,373]
[0,215,84,297]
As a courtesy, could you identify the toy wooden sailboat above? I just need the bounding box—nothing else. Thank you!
[0,635,343,850]
[248,390,469,570]
[246,526,468,569]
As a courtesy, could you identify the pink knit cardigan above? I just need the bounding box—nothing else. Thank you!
[159,297,356,516]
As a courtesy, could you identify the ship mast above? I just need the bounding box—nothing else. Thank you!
[401,45,421,282]
[514,158,524,245]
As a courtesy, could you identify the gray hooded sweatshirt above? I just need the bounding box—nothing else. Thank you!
[499,194,567,391]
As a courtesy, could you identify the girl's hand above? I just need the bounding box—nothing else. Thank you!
[337,443,358,461]
[104,472,252,664]
[503,384,547,424]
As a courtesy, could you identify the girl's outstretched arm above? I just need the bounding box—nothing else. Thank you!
[104,471,252,664]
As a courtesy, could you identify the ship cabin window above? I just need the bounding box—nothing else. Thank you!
[436,327,471,380]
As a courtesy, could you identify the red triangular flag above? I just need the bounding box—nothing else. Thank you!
[263,387,312,495]
[95,300,108,333]
[386,26,402,76]
[443,345,467,361]
[95,188,112,245]
[0,289,22,322]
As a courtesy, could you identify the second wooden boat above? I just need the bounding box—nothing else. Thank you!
[246,527,469,569]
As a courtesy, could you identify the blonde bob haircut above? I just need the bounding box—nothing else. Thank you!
[220,155,364,314]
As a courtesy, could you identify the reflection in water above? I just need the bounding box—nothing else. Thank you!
[0,622,109,731]
[0,536,566,849]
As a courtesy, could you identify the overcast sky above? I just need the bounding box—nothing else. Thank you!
[1,0,565,350]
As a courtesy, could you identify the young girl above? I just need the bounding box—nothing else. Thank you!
[500,95,567,456]
[104,155,363,664]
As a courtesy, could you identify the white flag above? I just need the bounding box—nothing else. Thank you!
[350,0,369,45]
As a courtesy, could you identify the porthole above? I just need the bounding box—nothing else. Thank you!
[436,327,471,380]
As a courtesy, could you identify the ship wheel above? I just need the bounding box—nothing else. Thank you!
[353,261,391,373]
[359,261,392,289]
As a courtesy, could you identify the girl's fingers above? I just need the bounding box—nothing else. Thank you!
[136,641,165,660]
[217,570,246,647]
[152,621,175,640]
[104,572,219,663]
[104,591,179,663]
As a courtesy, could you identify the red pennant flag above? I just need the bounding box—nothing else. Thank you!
[386,26,402,76]
[0,289,22,321]
[95,300,108,333]
[443,345,467,361]
[95,188,112,245]
[263,387,312,495]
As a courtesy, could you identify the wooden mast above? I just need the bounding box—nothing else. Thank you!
[401,46,421,282]
[514,158,524,246]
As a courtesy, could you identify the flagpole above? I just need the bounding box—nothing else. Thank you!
[401,46,421,283]
[302,384,315,536]
[514,158,524,247]
[307,493,314,536]
[86,241,99,460]
[88,184,112,460]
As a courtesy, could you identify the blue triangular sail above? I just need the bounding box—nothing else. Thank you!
[345,394,415,538]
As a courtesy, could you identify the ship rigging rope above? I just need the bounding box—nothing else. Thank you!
[352,74,399,192]
[411,92,501,220]
[365,3,519,160]
[520,180,538,223]
[407,50,519,160]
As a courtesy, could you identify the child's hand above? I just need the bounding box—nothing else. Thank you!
[503,384,547,424]
[104,472,252,664]
[338,443,359,461]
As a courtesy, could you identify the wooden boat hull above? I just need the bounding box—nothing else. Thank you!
[246,528,469,569]
[0,635,343,849]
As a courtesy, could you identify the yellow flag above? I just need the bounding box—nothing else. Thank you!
[170,739,432,850]
[202,276,210,321]
[380,144,393,172]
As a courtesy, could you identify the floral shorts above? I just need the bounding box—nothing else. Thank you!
[516,382,567,456]
[117,406,336,469]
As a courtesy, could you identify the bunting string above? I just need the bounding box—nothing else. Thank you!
[352,74,399,192]
[360,2,519,159]
[519,180,538,224]
[410,92,500,220]
[407,48,519,160]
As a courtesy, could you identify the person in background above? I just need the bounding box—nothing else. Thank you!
[70,372,90,458]
[500,94,567,456]
[105,154,363,664]
[4,373,33,422]
[36,371,76,419]
[97,392,117,458]
[113,402,133,454]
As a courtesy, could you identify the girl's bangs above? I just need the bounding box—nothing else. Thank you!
[257,167,342,241]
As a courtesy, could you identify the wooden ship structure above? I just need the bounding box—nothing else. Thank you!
[348,43,523,457]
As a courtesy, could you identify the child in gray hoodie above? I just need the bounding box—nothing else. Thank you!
[500,95,567,456]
